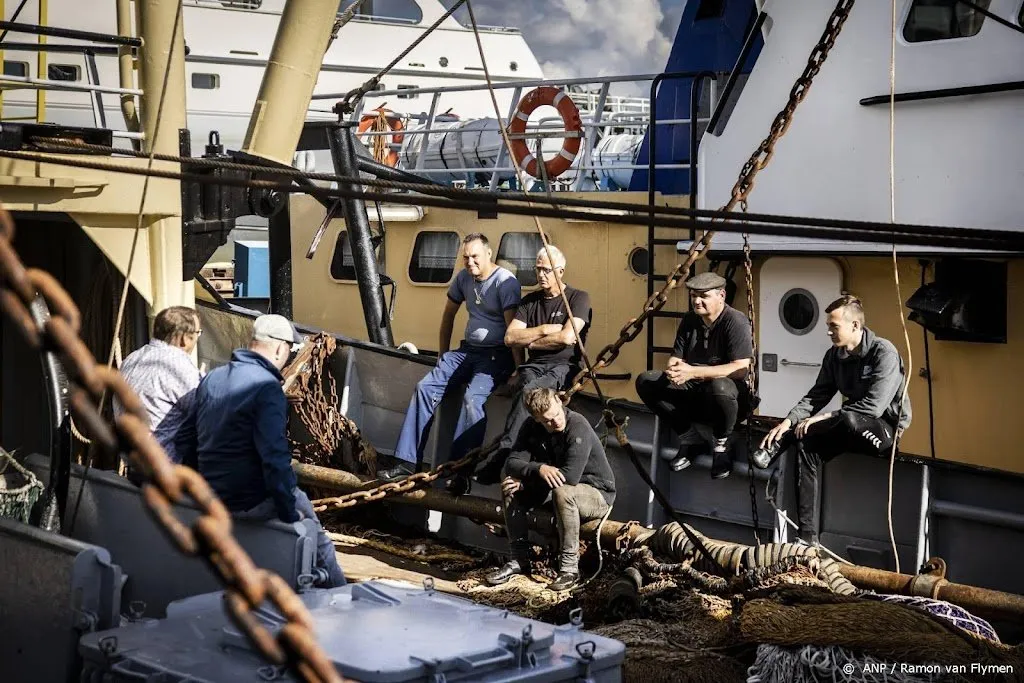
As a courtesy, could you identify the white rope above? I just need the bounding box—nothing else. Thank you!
[747,644,942,683]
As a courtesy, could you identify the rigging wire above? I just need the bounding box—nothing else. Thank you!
[13,141,1024,252]
[956,0,1024,36]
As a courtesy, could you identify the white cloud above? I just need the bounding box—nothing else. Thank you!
[457,0,676,94]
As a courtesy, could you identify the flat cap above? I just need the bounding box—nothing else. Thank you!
[685,271,727,291]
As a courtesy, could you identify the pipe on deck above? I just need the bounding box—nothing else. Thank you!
[295,460,1024,623]
[115,0,139,136]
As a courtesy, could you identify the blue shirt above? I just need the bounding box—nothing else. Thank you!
[447,266,521,347]
[176,350,298,522]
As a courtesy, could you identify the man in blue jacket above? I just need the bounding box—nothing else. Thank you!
[176,314,345,588]
[753,295,911,545]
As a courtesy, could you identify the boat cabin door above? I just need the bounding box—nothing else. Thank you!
[757,257,844,418]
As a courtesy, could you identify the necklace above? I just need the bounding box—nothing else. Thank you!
[474,284,483,305]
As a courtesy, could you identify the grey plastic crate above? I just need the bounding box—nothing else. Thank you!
[79,579,625,682]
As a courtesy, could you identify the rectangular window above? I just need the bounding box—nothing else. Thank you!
[191,73,220,90]
[221,1,262,8]
[695,0,726,21]
[496,232,544,287]
[48,64,80,82]
[409,231,459,283]
[3,61,28,78]
[397,85,417,99]
[903,0,990,42]
[330,232,356,281]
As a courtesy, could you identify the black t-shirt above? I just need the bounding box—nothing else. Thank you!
[513,286,592,366]
[672,305,753,377]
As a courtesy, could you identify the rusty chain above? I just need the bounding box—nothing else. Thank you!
[742,228,761,544]
[310,437,502,513]
[0,206,348,683]
[561,0,857,401]
[285,334,377,474]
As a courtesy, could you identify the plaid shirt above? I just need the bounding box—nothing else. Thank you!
[113,339,201,462]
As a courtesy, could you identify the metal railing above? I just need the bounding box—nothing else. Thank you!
[320,71,723,192]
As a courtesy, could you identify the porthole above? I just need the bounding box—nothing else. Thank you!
[778,288,818,336]
[628,247,650,276]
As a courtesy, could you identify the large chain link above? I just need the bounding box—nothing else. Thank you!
[310,437,502,512]
[0,207,347,683]
[562,0,856,401]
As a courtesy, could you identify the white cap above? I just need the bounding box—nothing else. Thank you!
[252,314,303,350]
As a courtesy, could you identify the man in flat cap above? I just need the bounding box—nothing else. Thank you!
[177,314,346,588]
[635,271,753,478]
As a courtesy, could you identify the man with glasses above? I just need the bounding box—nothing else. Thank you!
[114,306,203,467]
[635,272,753,479]
[380,233,521,483]
[463,245,592,494]
[176,314,346,588]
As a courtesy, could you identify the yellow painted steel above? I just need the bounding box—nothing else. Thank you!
[35,0,46,122]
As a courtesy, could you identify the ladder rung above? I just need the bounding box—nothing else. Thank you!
[650,310,686,318]
[650,238,681,246]
[651,346,675,354]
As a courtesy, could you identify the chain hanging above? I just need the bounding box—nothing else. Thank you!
[0,206,347,683]
[742,223,761,544]
[561,0,857,402]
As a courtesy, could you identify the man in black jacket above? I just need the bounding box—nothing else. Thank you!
[753,295,911,545]
[635,271,754,478]
[485,387,616,592]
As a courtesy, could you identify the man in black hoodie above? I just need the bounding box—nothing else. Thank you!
[753,295,911,545]
[484,386,616,592]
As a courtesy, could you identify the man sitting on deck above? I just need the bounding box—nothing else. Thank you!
[379,233,521,483]
[753,295,911,545]
[463,244,592,493]
[635,271,754,479]
[114,306,202,473]
[175,314,345,588]
[486,387,616,592]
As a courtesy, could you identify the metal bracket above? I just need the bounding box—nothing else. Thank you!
[575,641,596,682]
[909,557,948,599]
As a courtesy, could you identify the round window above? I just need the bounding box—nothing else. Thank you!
[628,247,650,276]
[778,288,818,336]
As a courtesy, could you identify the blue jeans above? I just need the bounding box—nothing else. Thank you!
[394,342,515,465]
[236,488,346,589]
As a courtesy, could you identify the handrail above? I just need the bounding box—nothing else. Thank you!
[0,20,141,47]
[859,80,1024,106]
[0,74,142,96]
[313,72,672,100]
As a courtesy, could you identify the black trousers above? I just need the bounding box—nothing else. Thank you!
[780,411,896,543]
[635,371,750,439]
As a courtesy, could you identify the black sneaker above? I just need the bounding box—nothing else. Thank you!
[547,571,579,592]
[485,560,525,586]
[669,444,692,472]
[376,462,414,483]
[710,440,732,479]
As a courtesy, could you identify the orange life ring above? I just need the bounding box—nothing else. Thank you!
[507,86,582,179]
[358,107,405,167]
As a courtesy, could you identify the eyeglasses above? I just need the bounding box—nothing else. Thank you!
[535,266,560,276]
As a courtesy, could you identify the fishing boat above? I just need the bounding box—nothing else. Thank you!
[1,0,1023,681]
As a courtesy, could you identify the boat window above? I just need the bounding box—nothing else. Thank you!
[220,1,262,8]
[191,73,220,90]
[3,61,28,78]
[903,0,990,42]
[409,231,459,283]
[496,232,544,287]
[338,0,423,24]
[695,0,726,21]
[397,85,417,99]
[778,288,818,336]
[330,232,357,281]
[47,64,80,82]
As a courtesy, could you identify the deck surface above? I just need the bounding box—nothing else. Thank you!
[333,540,465,593]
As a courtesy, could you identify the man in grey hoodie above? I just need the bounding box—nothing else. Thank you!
[752,295,911,545]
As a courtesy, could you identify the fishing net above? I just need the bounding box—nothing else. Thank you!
[747,644,950,683]
[0,449,43,524]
